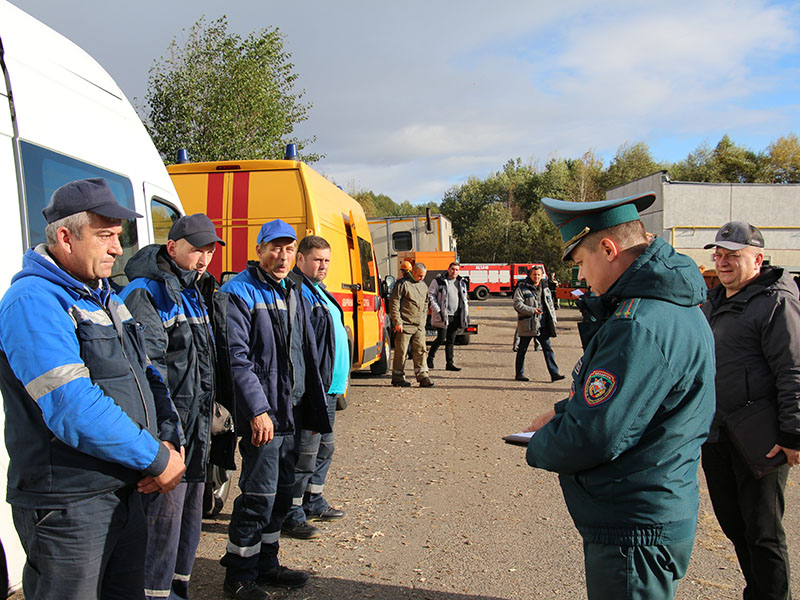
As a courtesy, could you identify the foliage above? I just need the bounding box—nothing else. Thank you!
[765,133,800,183]
[669,135,767,183]
[350,189,439,218]
[602,142,664,190]
[142,16,318,163]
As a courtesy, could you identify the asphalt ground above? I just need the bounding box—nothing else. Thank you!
[12,297,800,599]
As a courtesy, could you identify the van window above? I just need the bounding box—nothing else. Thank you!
[392,231,412,252]
[151,198,181,245]
[19,142,138,281]
[357,237,377,293]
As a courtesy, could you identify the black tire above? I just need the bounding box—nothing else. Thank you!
[203,464,233,518]
[474,286,489,301]
[455,334,471,346]
[370,324,391,375]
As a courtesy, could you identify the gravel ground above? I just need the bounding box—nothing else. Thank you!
[12,297,800,599]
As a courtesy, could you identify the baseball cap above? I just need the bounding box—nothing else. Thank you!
[168,214,225,247]
[256,219,297,244]
[703,221,765,251]
[42,178,142,224]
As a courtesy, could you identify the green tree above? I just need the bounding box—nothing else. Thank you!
[765,133,800,183]
[142,16,318,163]
[669,135,766,183]
[603,142,663,190]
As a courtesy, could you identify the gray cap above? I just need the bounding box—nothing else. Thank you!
[168,214,225,247]
[42,178,142,224]
[704,221,765,251]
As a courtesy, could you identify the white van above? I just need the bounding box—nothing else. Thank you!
[0,1,184,593]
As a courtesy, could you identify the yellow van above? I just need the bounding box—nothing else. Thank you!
[167,150,387,373]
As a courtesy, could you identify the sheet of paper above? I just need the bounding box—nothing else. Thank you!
[502,430,536,445]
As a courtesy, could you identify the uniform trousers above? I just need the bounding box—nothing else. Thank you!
[142,481,204,600]
[221,433,296,582]
[286,394,339,525]
[12,486,145,600]
[583,538,694,600]
[392,327,428,381]
[428,312,460,366]
[702,440,792,600]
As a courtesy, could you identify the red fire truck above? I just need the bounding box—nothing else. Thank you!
[459,263,547,300]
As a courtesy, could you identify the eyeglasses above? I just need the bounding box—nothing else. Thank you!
[712,251,743,262]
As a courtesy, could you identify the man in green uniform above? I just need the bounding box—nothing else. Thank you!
[389,262,433,388]
[525,194,716,600]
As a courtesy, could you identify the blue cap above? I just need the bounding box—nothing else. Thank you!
[256,219,297,244]
[542,193,656,260]
[43,178,142,224]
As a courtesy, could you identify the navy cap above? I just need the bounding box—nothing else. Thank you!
[542,193,656,260]
[168,213,225,247]
[42,178,142,224]
[703,221,764,251]
[256,219,297,244]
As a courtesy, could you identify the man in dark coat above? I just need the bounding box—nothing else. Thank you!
[701,221,800,600]
[121,213,223,600]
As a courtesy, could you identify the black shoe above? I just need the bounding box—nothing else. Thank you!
[308,506,345,521]
[445,364,461,372]
[426,356,434,369]
[281,521,320,539]
[223,578,270,600]
[515,374,529,382]
[551,374,566,383]
[391,379,411,387]
[419,377,435,388]
[257,566,309,589]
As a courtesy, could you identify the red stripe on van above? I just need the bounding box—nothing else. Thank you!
[331,292,354,312]
[231,172,250,273]
[206,173,224,280]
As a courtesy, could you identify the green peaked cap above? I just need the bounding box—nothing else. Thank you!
[541,192,656,260]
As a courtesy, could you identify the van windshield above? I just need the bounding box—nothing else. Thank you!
[20,141,138,283]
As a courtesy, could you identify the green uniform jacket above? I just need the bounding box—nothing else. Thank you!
[389,274,429,333]
[527,238,716,546]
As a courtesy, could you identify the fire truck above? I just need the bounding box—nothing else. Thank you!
[459,263,547,300]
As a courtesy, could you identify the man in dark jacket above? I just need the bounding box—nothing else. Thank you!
[512,265,564,382]
[282,235,348,540]
[427,262,469,371]
[526,194,715,600]
[0,178,185,600]
[215,219,330,600]
[121,213,224,600]
[701,221,800,600]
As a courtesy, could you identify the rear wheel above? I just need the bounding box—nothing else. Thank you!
[370,322,391,375]
[474,286,489,301]
[455,333,471,345]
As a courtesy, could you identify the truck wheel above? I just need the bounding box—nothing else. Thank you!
[203,464,233,518]
[474,286,489,301]
[370,338,390,375]
[455,334,471,346]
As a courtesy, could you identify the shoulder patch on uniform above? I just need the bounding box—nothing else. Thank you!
[613,298,640,320]
[583,369,618,406]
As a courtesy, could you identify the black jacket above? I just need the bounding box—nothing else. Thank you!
[702,266,800,447]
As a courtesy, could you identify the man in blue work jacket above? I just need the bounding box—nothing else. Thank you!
[525,194,716,600]
[215,219,330,600]
[121,213,224,600]
[283,235,348,539]
[0,178,185,600]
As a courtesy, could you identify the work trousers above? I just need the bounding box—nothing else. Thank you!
[12,487,146,600]
[221,433,296,581]
[515,334,559,378]
[392,327,428,381]
[142,481,204,600]
[702,440,792,600]
[583,538,694,600]
[428,314,460,366]
[286,394,339,525]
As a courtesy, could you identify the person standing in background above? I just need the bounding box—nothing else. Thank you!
[427,262,469,372]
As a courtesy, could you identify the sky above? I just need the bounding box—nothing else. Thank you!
[9,0,800,205]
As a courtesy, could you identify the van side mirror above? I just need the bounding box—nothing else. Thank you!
[381,275,396,298]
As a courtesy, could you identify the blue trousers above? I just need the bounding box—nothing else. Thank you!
[515,334,559,378]
[583,539,694,600]
[286,394,339,525]
[221,433,296,581]
[12,487,146,600]
[142,481,204,600]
